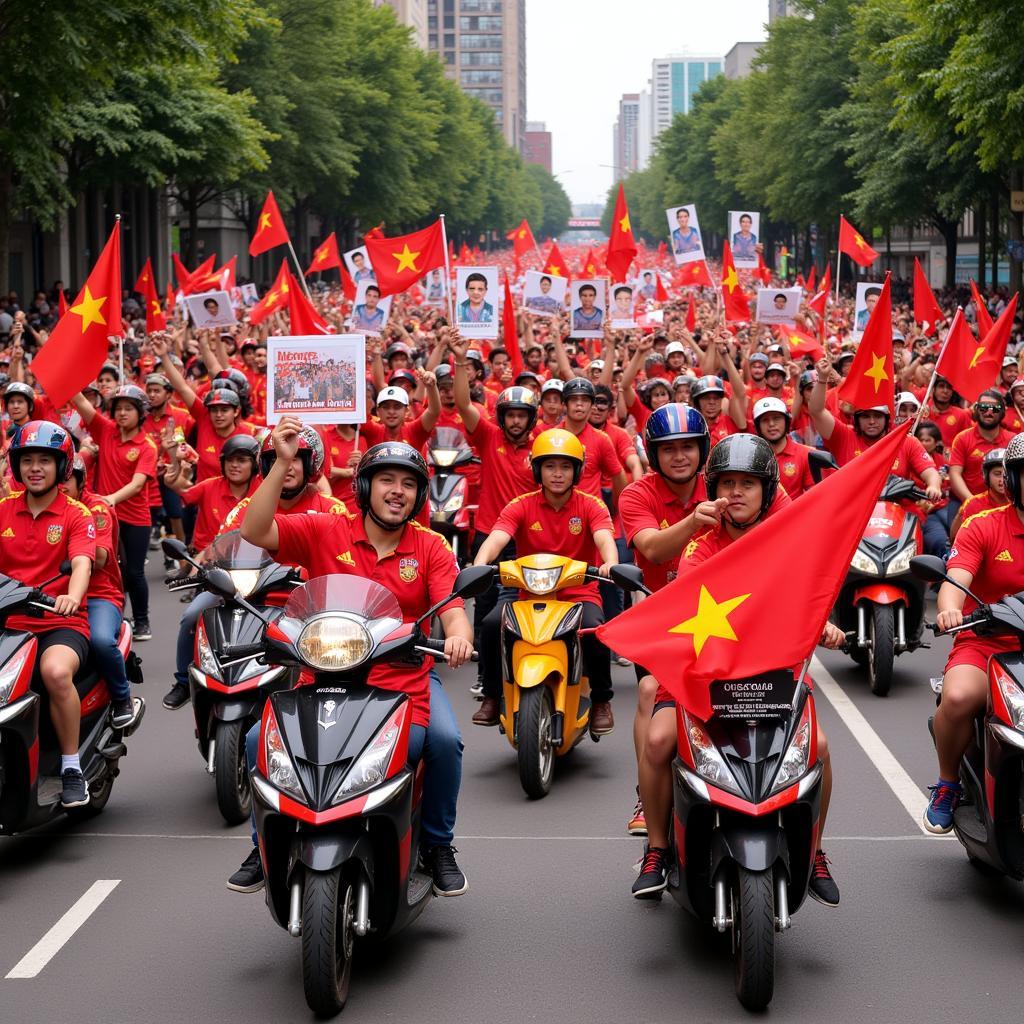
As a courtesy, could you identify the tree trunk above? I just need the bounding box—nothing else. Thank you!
[0,166,12,295]
[1009,169,1023,295]
[977,201,986,288]
[939,219,957,291]
[186,188,199,265]
[991,186,1000,288]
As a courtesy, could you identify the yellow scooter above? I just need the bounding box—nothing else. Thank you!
[483,554,647,798]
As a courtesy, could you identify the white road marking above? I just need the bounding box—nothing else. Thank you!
[811,655,930,834]
[5,879,120,979]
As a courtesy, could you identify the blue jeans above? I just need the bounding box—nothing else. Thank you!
[119,522,151,622]
[175,592,222,688]
[244,670,461,849]
[87,598,130,702]
[923,507,952,558]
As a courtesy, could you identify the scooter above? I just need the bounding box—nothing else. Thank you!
[203,562,492,1016]
[666,662,823,1011]
[163,534,301,824]
[0,568,144,832]
[831,476,929,695]
[479,555,648,798]
[427,426,478,566]
[912,554,1024,878]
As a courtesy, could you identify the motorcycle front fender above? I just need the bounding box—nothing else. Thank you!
[511,649,565,690]
[853,584,907,606]
[210,698,261,723]
[710,821,789,876]
[290,829,375,880]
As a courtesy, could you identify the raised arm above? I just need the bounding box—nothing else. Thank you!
[150,332,197,409]
[808,356,837,441]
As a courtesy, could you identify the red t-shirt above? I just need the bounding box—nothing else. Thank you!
[89,413,158,527]
[681,487,792,565]
[188,395,253,483]
[957,490,1005,523]
[360,415,432,457]
[773,438,816,499]
[492,488,613,606]
[824,421,935,478]
[705,413,742,446]
[467,416,535,534]
[220,488,349,543]
[318,426,360,507]
[931,404,972,449]
[274,513,462,727]
[182,476,258,551]
[570,422,623,501]
[0,490,96,637]
[142,404,193,506]
[949,424,1015,496]
[81,489,124,610]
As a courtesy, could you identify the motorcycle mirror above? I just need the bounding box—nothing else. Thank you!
[609,563,651,596]
[161,537,190,561]
[452,564,495,599]
[204,566,237,601]
[807,449,837,483]
[910,555,985,605]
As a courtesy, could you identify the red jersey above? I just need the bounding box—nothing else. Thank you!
[492,488,613,606]
[88,413,158,527]
[187,396,253,483]
[620,472,707,593]
[275,513,462,727]
[220,488,349,542]
[0,490,96,637]
[705,413,742,446]
[773,438,816,499]
[957,490,1005,523]
[682,487,792,565]
[466,416,535,534]
[81,489,124,610]
[360,415,432,457]
[569,422,623,501]
[318,426,360,507]
[626,395,651,434]
[182,476,258,551]
[931,404,972,449]
[949,424,1014,495]
[824,421,935,479]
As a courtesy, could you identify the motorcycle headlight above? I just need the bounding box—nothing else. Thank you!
[887,543,917,576]
[297,616,372,671]
[522,566,562,594]
[335,707,404,801]
[771,714,811,793]
[442,490,466,514]
[850,550,879,575]
[431,449,458,468]
[264,710,304,801]
[196,620,220,679]
[228,569,261,598]
[684,711,741,795]
[0,644,31,707]
[996,671,1024,730]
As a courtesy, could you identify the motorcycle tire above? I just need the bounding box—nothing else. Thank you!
[868,603,895,697]
[301,868,355,1016]
[214,720,252,825]
[733,866,775,1012]
[517,686,555,799]
[65,770,114,822]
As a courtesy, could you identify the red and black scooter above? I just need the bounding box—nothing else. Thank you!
[912,554,1024,878]
[666,663,823,1011]
[200,562,491,1015]
[0,569,144,833]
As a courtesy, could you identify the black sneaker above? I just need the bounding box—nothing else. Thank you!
[422,844,468,896]
[111,698,136,730]
[632,846,669,899]
[808,849,840,907]
[60,768,90,809]
[227,847,265,893]
[162,683,190,710]
[133,619,152,641]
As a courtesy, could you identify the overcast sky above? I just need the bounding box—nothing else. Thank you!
[525,0,768,207]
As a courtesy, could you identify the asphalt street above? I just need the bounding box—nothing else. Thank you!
[1,565,1021,1023]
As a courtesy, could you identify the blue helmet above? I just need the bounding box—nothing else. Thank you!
[644,403,710,476]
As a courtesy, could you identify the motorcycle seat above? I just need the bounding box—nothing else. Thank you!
[31,655,104,701]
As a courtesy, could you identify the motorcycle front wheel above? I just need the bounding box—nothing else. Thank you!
[733,866,775,1011]
[301,868,355,1016]
[517,686,555,799]
[868,603,895,697]
[214,719,252,825]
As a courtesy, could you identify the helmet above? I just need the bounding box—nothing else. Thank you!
[2,381,35,415]
[690,375,726,402]
[354,442,430,529]
[111,384,149,417]
[1003,434,1024,509]
[983,447,1007,487]
[466,349,484,367]
[896,391,921,412]
[638,377,671,409]
[1010,378,1024,395]
[376,385,410,407]
[384,342,412,362]
[562,377,596,403]
[258,425,325,495]
[98,362,121,381]
[434,364,454,385]
[204,387,241,410]
[145,373,173,391]
[213,368,250,398]
[765,362,787,377]
[798,369,816,391]
[705,433,779,523]
[388,369,418,390]
[644,403,710,477]
[70,454,88,488]
[515,370,541,387]
[9,420,75,484]
[665,342,686,357]
[541,378,564,396]
[672,374,693,390]
[531,428,585,485]
[219,434,260,474]
[496,386,539,434]
[752,396,791,429]
[853,404,890,433]
[749,353,769,366]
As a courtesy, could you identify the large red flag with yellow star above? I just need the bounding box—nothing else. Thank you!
[838,272,895,414]
[33,221,122,407]
[596,421,910,718]
[720,241,750,323]
[249,190,291,257]
[838,214,879,267]
[677,259,713,288]
[247,260,292,325]
[606,183,637,282]
[305,232,342,276]
[133,258,166,333]
[363,220,445,297]
[542,241,569,279]
[507,219,537,259]
[938,297,1018,404]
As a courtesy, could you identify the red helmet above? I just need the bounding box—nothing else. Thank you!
[9,420,75,484]
[258,426,325,485]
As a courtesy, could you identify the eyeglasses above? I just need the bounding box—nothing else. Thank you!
[594,400,611,409]
[976,403,1003,413]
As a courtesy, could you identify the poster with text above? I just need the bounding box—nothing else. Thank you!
[455,266,499,339]
[266,334,365,425]
[754,287,801,326]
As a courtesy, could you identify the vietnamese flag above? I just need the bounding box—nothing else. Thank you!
[655,274,669,303]
[507,219,537,259]
[720,242,750,323]
[363,220,446,298]
[838,273,895,414]
[249,190,290,257]
[606,183,637,283]
[805,266,817,293]
[306,232,342,276]
[172,252,193,292]
[678,259,713,288]
[133,259,166,333]
[248,260,292,325]
[685,296,697,332]
[33,221,122,407]
[580,248,598,276]
[287,271,334,335]
[755,250,772,286]
[779,324,824,361]
[364,224,385,242]
[938,298,1018,404]
[970,280,994,336]
[165,281,175,316]
[502,276,524,377]
[542,241,569,279]
[913,257,943,336]
[57,290,68,319]
[189,255,236,295]
[596,421,910,718]
[838,214,879,267]
[807,265,831,320]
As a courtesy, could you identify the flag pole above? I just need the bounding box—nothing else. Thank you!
[287,239,315,302]
[115,214,125,383]
[909,309,958,435]
[439,214,457,326]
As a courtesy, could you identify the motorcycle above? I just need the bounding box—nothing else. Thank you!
[831,476,929,695]
[666,662,823,1011]
[478,555,648,799]
[427,427,478,566]
[912,554,1024,878]
[0,567,144,832]
[201,561,491,1016]
[163,533,302,824]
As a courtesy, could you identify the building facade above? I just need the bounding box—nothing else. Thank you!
[524,121,552,173]
[650,55,724,136]
[612,94,641,180]
[724,41,761,80]
[375,0,429,49]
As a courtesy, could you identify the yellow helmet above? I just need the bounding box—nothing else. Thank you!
[531,428,585,485]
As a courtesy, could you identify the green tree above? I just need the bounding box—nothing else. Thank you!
[527,165,572,239]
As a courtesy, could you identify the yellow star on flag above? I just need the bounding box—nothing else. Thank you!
[150,300,162,317]
[619,213,631,233]
[669,585,751,657]
[722,266,739,293]
[548,264,561,275]
[854,233,866,249]
[969,344,985,369]
[392,244,421,274]
[864,353,889,392]
[315,248,328,263]
[518,229,526,239]
[259,212,273,232]
[70,286,107,332]
[266,289,279,305]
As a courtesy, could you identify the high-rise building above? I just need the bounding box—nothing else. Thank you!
[724,41,761,80]
[768,0,799,21]
[524,121,552,173]
[426,0,527,152]
[376,0,429,49]
[612,94,641,179]
[650,55,724,136]
[636,89,653,170]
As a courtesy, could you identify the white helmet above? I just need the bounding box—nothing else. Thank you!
[752,396,789,421]
[896,391,921,411]
[765,362,787,376]
[541,378,564,395]
[665,341,686,356]
[376,385,410,407]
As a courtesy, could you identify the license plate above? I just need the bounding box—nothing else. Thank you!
[710,671,796,719]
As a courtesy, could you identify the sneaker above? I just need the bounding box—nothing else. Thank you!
[808,849,840,907]
[133,619,152,642]
[421,844,468,896]
[628,790,647,836]
[471,697,500,726]
[469,680,484,699]
[226,847,265,893]
[632,846,669,899]
[590,701,614,736]
[162,683,190,710]
[924,780,961,834]
[60,768,90,809]
[111,698,137,730]
[149,527,162,551]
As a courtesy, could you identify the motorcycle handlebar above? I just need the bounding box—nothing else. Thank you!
[929,606,989,636]
[414,637,479,663]
[221,642,265,661]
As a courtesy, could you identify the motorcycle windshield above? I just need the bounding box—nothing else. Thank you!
[202,530,276,570]
[430,427,470,452]
[282,575,403,624]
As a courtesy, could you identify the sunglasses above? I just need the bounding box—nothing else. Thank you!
[594,399,611,408]
[976,403,1003,413]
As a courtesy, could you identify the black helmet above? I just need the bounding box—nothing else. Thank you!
[689,375,726,403]
[204,387,241,410]
[354,442,430,530]
[798,369,816,391]
[213,368,250,398]
[111,384,148,418]
[219,434,260,474]
[562,377,595,403]
[70,454,88,489]
[496,386,539,434]
[1004,435,1024,510]
[705,433,779,524]
[3,381,35,415]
